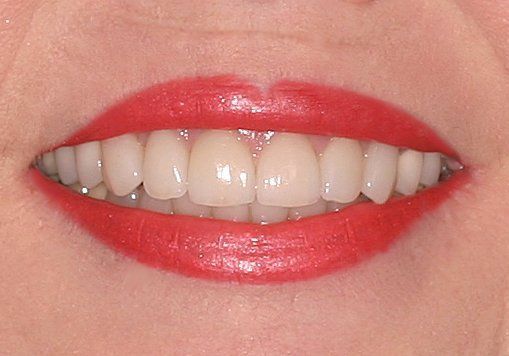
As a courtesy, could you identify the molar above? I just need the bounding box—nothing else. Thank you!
[420,152,441,187]
[55,146,79,185]
[395,149,423,196]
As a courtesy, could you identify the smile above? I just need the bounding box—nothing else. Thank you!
[31,75,467,283]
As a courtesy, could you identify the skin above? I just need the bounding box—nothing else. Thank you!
[1,0,509,354]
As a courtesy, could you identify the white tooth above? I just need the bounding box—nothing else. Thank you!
[212,205,250,222]
[420,152,441,187]
[188,130,255,207]
[49,175,60,182]
[395,150,424,196]
[256,133,320,207]
[106,189,140,208]
[143,130,189,200]
[288,199,327,221]
[70,183,84,194]
[101,134,144,196]
[139,190,173,214]
[75,141,103,189]
[250,201,288,224]
[55,146,79,185]
[88,183,108,200]
[42,152,58,175]
[327,196,366,212]
[320,138,363,203]
[173,194,212,218]
[326,201,343,212]
[361,142,398,204]
[446,158,463,171]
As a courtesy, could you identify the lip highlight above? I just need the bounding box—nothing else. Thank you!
[33,75,466,283]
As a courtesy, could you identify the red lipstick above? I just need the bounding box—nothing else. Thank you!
[33,75,466,283]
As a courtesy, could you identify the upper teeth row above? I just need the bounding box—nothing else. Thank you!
[38,129,458,209]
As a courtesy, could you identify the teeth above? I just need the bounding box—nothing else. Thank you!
[250,200,288,224]
[143,130,189,200]
[420,152,441,187]
[173,193,212,218]
[40,129,456,223]
[55,146,79,185]
[88,183,108,200]
[75,141,103,189]
[138,190,173,214]
[361,142,398,204]
[188,130,255,207]
[289,199,327,221]
[106,189,140,208]
[212,205,250,222]
[42,152,58,175]
[320,138,363,203]
[101,134,144,196]
[395,149,424,196]
[256,133,320,207]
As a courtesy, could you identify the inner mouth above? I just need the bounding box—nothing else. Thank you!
[35,128,462,225]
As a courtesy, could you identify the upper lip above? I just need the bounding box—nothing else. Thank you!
[61,75,457,158]
[33,75,467,283]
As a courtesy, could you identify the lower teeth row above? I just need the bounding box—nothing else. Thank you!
[36,129,461,224]
[69,182,365,224]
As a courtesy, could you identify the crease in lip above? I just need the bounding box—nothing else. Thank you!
[34,75,467,283]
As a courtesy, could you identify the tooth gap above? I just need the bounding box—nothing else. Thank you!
[35,129,462,224]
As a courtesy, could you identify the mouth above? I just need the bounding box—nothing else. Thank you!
[31,75,467,283]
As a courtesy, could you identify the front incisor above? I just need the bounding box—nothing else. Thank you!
[187,130,256,207]
[256,133,321,207]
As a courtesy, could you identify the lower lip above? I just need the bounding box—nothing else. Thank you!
[31,169,468,283]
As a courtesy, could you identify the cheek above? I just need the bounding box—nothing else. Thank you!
[454,0,509,69]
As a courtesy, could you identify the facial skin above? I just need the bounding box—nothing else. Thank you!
[1,0,509,354]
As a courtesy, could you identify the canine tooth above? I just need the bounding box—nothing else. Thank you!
[55,146,79,185]
[101,134,144,196]
[106,189,140,208]
[143,130,189,200]
[320,138,363,203]
[395,149,423,196]
[420,152,441,187]
[88,183,108,200]
[173,194,212,218]
[42,152,58,175]
[289,199,327,221]
[188,130,255,207]
[250,201,288,224]
[75,141,103,189]
[139,190,173,214]
[212,205,250,222]
[361,142,398,204]
[256,133,320,207]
